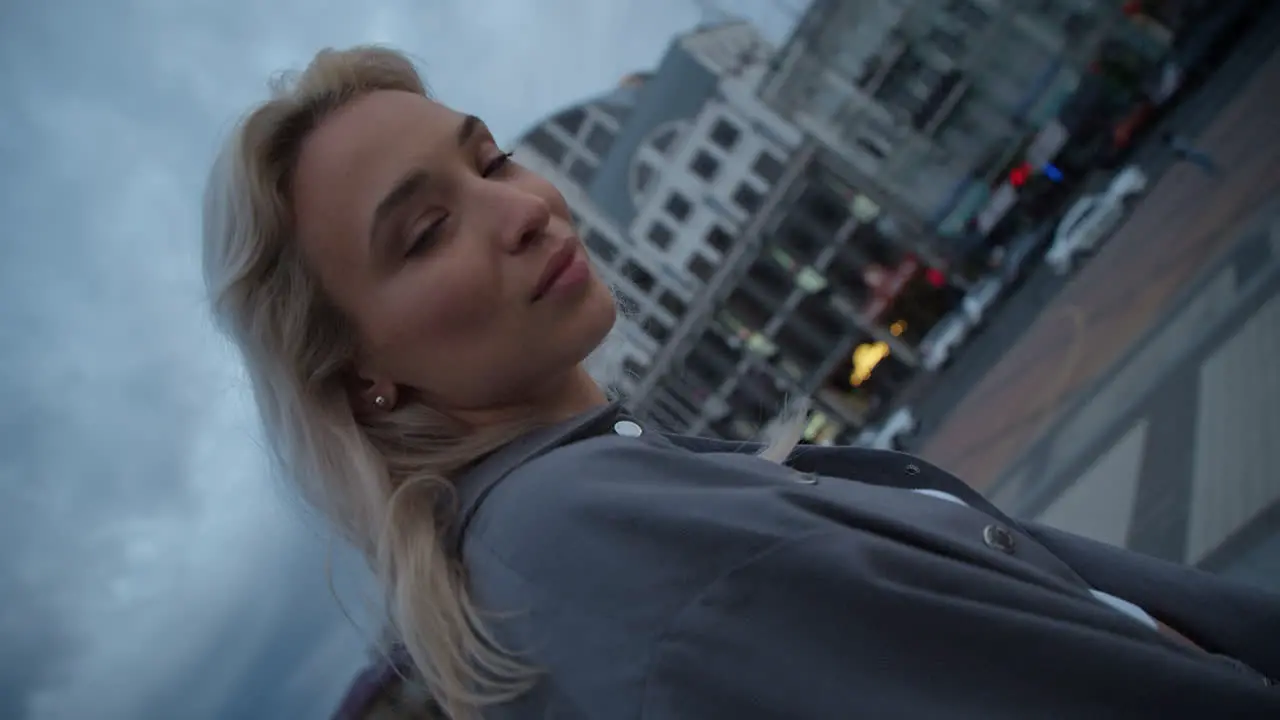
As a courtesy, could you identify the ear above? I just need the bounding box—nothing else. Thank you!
[344,363,397,414]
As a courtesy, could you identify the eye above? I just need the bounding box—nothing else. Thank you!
[406,216,447,258]
[482,150,514,178]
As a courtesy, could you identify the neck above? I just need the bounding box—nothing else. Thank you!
[451,365,608,431]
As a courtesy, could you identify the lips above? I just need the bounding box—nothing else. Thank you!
[531,239,581,302]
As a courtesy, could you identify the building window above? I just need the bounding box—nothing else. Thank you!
[709,119,741,151]
[621,260,657,293]
[732,183,763,215]
[798,184,849,233]
[927,25,967,61]
[633,162,655,197]
[585,124,614,157]
[776,323,827,374]
[568,157,595,186]
[780,221,824,263]
[747,256,794,302]
[598,103,630,125]
[752,152,785,184]
[688,253,716,282]
[707,225,733,253]
[664,192,693,222]
[797,291,851,339]
[556,108,586,135]
[647,222,675,250]
[687,345,728,388]
[700,325,741,367]
[584,229,617,264]
[856,136,888,161]
[690,151,720,181]
[622,356,648,380]
[652,127,678,154]
[728,367,786,421]
[659,290,687,318]
[525,128,566,164]
[853,223,904,267]
[946,0,990,31]
[644,318,672,344]
[725,289,771,331]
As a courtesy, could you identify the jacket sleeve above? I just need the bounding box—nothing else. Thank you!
[1023,521,1280,679]
[640,524,1244,719]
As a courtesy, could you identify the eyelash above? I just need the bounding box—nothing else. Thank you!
[405,150,515,257]
[483,150,514,177]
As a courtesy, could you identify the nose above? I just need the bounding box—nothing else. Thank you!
[490,182,552,255]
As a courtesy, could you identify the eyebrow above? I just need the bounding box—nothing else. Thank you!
[368,114,486,248]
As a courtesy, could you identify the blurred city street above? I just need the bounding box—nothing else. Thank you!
[912,4,1280,585]
[903,1,1280,447]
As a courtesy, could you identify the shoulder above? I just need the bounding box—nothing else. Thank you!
[461,432,807,608]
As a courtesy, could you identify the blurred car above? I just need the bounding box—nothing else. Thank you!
[1108,165,1150,197]
[919,311,971,372]
[1045,166,1149,274]
[992,224,1054,287]
[961,275,1004,329]
[855,406,919,451]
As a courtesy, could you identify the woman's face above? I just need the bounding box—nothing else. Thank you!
[291,90,616,416]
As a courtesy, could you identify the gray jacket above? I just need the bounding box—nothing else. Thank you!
[451,404,1279,718]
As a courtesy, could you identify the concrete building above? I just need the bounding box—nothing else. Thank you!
[629,140,959,442]
[514,19,965,440]
[512,22,805,397]
[758,0,1124,237]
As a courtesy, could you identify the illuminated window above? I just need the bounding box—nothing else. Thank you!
[852,194,880,222]
[850,341,891,387]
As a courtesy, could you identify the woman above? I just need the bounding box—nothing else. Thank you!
[204,46,1279,719]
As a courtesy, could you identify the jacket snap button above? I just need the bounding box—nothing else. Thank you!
[904,463,921,476]
[612,420,643,438]
[983,524,1016,554]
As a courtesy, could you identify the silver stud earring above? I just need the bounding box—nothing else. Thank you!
[374,395,389,409]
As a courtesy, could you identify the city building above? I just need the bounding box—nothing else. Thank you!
[758,0,1125,241]
[630,142,959,443]
[512,22,805,397]
[515,19,967,441]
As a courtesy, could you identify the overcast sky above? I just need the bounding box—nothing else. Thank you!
[0,1,801,718]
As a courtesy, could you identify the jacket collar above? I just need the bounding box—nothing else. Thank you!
[448,402,625,554]
[448,406,1017,553]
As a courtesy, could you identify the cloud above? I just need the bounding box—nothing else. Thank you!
[0,1,800,717]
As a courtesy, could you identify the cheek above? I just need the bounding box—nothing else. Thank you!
[374,260,505,367]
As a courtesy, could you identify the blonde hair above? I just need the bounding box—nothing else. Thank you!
[203,45,804,719]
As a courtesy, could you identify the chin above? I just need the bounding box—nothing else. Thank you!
[581,276,620,348]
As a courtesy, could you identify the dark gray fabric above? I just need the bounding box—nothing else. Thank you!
[454,405,1280,718]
